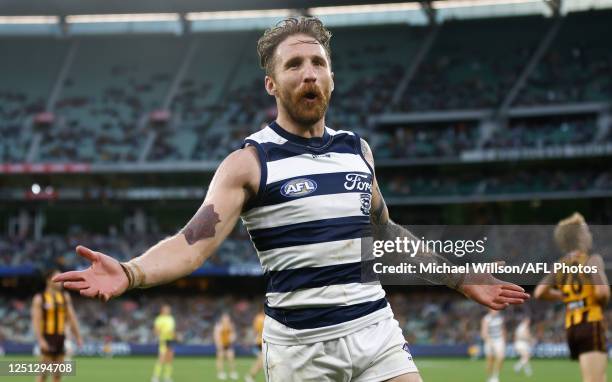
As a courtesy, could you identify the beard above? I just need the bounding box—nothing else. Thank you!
[277,82,330,126]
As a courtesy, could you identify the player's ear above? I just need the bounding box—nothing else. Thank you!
[265,75,276,96]
[330,71,335,93]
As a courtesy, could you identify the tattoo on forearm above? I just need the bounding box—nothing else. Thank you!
[371,186,389,225]
[181,204,221,245]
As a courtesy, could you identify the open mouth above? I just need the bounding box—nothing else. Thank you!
[303,92,319,101]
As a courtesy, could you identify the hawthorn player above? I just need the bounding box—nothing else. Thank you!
[535,213,609,382]
[31,270,83,382]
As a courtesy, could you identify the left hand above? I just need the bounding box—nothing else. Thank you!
[458,268,530,310]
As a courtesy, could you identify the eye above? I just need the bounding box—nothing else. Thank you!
[286,59,300,69]
[313,58,327,67]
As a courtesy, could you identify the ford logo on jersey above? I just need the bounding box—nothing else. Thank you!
[280,178,318,197]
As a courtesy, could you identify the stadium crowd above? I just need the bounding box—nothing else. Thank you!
[0,229,258,270]
[384,169,612,197]
[1,292,610,348]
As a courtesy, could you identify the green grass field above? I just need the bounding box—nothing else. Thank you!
[2,356,605,381]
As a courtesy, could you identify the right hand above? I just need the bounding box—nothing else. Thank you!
[39,339,50,353]
[53,246,129,301]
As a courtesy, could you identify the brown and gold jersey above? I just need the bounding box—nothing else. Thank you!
[40,291,67,336]
[218,322,234,347]
[555,253,604,328]
[253,313,265,346]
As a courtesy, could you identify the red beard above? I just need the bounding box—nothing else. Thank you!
[279,83,330,126]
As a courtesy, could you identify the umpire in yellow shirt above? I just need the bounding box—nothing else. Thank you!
[152,304,176,382]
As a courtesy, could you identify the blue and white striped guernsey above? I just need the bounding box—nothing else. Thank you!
[240,121,392,345]
[484,313,505,340]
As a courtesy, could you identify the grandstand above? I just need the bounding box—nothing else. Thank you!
[1,0,611,381]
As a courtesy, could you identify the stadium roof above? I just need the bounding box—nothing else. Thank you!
[0,0,424,16]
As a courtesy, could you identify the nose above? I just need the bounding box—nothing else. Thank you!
[302,62,317,83]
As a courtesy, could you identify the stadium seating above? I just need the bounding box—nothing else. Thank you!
[151,31,255,161]
[38,34,187,163]
[383,169,610,197]
[326,24,424,130]
[372,122,479,158]
[396,16,549,111]
[0,37,69,162]
[1,12,610,164]
[484,116,598,148]
[518,9,612,105]
[153,24,425,161]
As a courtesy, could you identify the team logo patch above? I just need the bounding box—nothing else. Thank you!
[281,178,318,198]
[360,193,371,215]
[402,343,413,360]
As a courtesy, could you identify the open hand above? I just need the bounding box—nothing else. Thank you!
[53,246,129,302]
[458,263,530,310]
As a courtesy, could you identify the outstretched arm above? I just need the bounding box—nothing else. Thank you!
[55,147,260,300]
[533,273,564,301]
[360,138,529,310]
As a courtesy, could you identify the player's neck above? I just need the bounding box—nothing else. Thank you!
[275,113,326,139]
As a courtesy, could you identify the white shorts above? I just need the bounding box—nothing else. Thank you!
[262,317,418,382]
[484,339,505,359]
[514,340,530,355]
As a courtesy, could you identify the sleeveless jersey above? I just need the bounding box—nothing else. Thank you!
[217,322,234,347]
[514,321,530,342]
[41,291,67,336]
[554,252,604,328]
[483,313,504,341]
[241,122,391,345]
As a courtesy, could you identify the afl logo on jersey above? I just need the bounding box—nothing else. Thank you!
[281,178,318,197]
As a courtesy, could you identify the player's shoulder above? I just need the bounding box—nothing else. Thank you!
[325,126,357,138]
[243,124,285,145]
[32,293,42,303]
[587,253,604,264]
[218,145,260,186]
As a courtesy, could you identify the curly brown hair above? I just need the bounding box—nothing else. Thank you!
[257,16,332,76]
